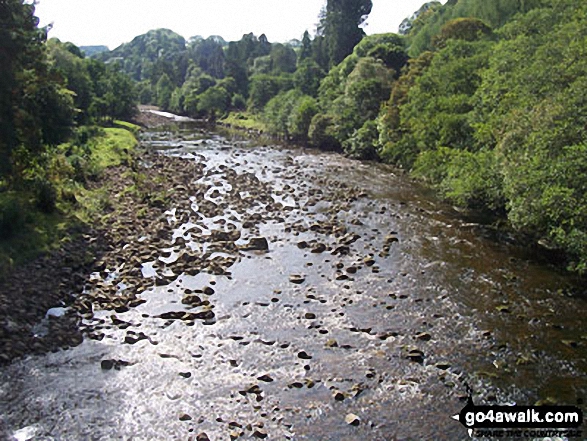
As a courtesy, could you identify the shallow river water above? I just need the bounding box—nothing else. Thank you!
[1,124,585,440]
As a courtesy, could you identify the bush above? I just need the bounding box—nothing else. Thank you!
[231,94,246,110]
[0,197,25,239]
[343,120,380,160]
[413,147,504,211]
[289,96,319,142]
[35,179,58,214]
[308,114,341,151]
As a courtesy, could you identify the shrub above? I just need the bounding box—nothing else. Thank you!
[0,197,25,239]
[308,114,341,151]
[35,179,58,214]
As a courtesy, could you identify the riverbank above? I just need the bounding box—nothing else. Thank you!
[0,122,148,363]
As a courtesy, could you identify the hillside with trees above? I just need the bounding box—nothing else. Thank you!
[0,0,138,272]
[87,0,587,273]
[4,0,587,273]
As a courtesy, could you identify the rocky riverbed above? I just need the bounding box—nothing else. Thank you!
[0,122,585,440]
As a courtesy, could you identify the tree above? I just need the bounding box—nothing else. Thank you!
[299,31,313,62]
[432,17,493,48]
[197,86,230,118]
[319,0,373,67]
[269,44,297,73]
[247,74,293,111]
[47,39,93,122]
[294,60,325,97]
[189,36,226,78]
[0,0,75,180]
[156,73,174,109]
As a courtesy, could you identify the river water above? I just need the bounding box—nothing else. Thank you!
[0,124,585,440]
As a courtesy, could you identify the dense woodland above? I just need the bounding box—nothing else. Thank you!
[1,0,586,273]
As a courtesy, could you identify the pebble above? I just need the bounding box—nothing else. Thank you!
[345,413,361,426]
[179,413,192,421]
[289,274,305,284]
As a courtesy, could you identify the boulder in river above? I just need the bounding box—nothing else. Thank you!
[345,413,361,426]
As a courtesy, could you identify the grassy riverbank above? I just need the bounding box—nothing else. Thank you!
[0,122,140,277]
[220,112,266,132]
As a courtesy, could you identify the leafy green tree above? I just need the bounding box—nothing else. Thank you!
[294,60,325,97]
[343,119,380,159]
[47,39,93,122]
[188,36,225,78]
[289,96,319,142]
[471,0,587,271]
[378,51,434,167]
[95,28,187,82]
[299,31,313,62]
[310,35,330,71]
[319,0,373,67]
[393,39,494,163]
[269,44,297,73]
[156,73,174,109]
[247,74,293,111]
[308,114,341,151]
[136,80,153,104]
[0,0,75,180]
[250,55,273,75]
[263,90,303,136]
[197,86,230,118]
[432,17,493,48]
[407,0,543,55]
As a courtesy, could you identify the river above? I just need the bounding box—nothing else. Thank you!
[0,122,585,440]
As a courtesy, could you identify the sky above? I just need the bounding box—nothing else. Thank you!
[34,0,445,50]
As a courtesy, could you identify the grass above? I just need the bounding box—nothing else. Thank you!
[221,112,267,132]
[0,191,69,274]
[113,120,141,135]
[90,127,138,170]
[0,123,139,277]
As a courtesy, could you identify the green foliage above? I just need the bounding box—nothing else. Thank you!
[413,147,504,210]
[96,28,187,82]
[379,51,435,168]
[247,74,293,112]
[318,56,395,147]
[432,17,493,48]
[34,178,57,213]
[299,31,313,62]
[399,2,442,35]
[0,0,76,181]
[269,43,297,74]
[263,90,303,136]
[231,94,246,110]
[188,36,225,78]
[319,0,373,67]
[197,86,230,118]
[221,112,267,132]
[156,73,174,109]
[289,96,319,142]
[390,39,494,164]
[262,91,318,142]
[0,195,26,239]
[377,0,587,271]
[308,114,341,151]
[343,119,380,159]
[293,60,325,97]
[406,0,544,55]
